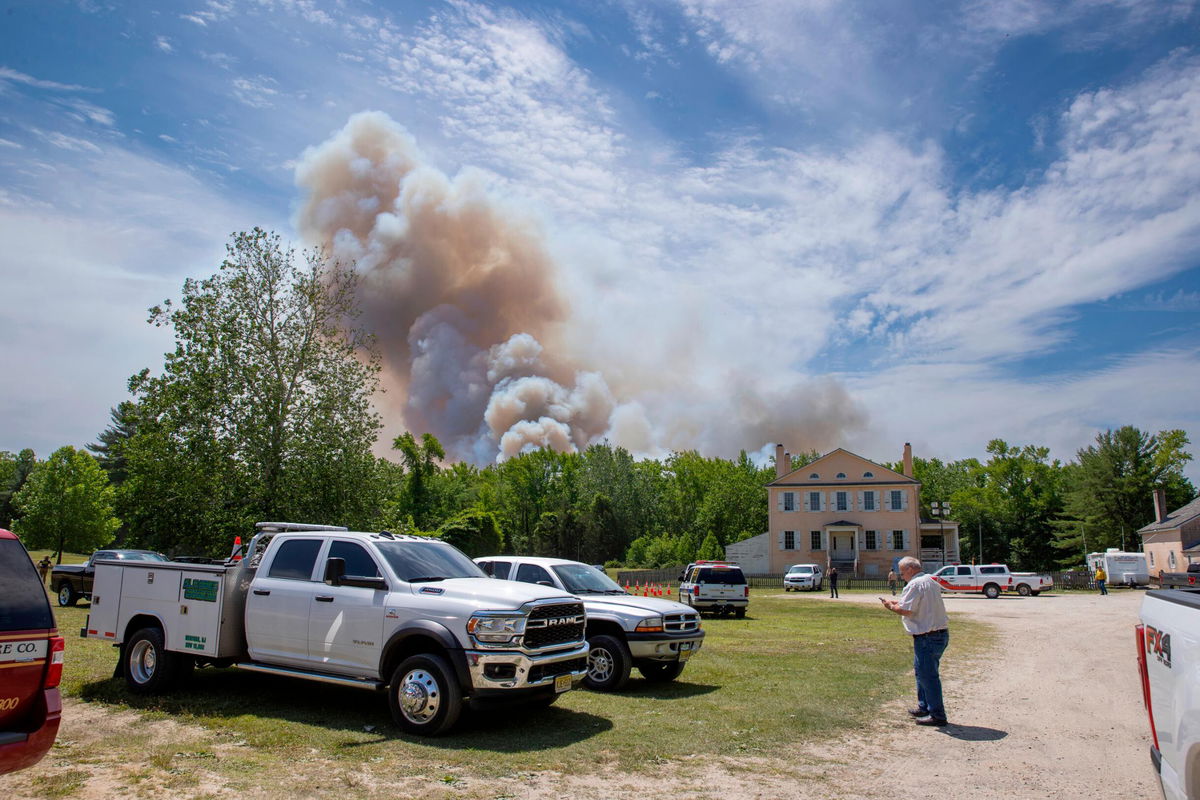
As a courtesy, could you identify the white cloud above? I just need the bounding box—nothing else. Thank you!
[0,67,92,92]
[231,75,281,108]
[155,35,174,54]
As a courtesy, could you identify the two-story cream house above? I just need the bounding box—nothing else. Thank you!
[750,443,960,577]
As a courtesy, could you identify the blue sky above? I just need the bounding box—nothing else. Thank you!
[2,0,1198,483]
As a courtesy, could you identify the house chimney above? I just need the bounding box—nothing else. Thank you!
[775,444,787,479]
[1153,488,1168,524]
[903,442,913,478]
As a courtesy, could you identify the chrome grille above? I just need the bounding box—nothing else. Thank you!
[529,656,587,683]
[664,612,701,633]
[523,601,585,649]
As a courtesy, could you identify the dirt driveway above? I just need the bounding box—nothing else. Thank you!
[0,590,1158,799]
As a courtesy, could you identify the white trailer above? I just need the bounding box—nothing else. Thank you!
[1088,549,1150,587]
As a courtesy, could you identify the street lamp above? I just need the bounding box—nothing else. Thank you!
[931,501,950,566]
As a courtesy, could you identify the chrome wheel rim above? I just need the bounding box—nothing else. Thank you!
[588,645,614,683]
[129,640,157,684]
[58,586,70,605]
[399,669,440,724]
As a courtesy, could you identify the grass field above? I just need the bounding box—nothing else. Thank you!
[35,586,986,784]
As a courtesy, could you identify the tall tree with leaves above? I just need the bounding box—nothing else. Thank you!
[1055,427,1195,562]
[13,446,119,561]
[0,449,38,529]
[121,228,383,555]
[88,401,141,486]
[391,432,446,531]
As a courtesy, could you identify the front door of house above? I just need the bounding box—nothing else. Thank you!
[830,532,854,560]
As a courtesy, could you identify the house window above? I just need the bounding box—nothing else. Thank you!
[783,531,795,550]
[783,492,796,512]
[835,491,849,511]
[836,472,846,479]
[863,471,874,478]
[863,491,876,511]
[865,530,877,550]
[890,490,903,510]
[891,530,904,550]
[808,491,822,511]
[809,473,819,479]
[1169,551,1177,569]
[1149,551,1155,567]
[811,530,822,550]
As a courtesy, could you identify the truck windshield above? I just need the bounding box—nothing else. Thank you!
[552,563,625,594]
[374,541,487,582]
[788,567,813,574]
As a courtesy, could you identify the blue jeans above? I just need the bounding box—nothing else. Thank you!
[912,629,949,720]
[1097,580,1107,595]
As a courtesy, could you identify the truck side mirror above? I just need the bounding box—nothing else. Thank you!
[324,557,346,586]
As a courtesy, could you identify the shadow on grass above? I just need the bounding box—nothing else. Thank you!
[616,678,720,700]
[78,667,612,751]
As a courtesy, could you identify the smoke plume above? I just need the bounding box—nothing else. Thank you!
[295,112,865,463]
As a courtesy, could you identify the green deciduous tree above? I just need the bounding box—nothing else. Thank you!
[13,446,119,561]
[1055,426,1196,563]
[121,228,383,555]
[0,448,37,530]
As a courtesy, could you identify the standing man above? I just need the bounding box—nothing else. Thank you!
[1095,564,1108,596]
[880,556,949,727]
[887,568,898,596]
[37,555,52,587]
[828,566,839,598]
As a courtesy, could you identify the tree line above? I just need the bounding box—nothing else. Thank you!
[2,230,1194,571]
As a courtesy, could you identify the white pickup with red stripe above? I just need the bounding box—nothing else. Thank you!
[930,564,1015,599]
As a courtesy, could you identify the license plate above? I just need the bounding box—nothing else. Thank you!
[554,673,572,693]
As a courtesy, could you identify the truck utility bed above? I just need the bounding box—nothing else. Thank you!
[84,559,247,659]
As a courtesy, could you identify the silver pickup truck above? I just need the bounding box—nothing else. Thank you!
[83,522,589,735]
[476,556,704,691]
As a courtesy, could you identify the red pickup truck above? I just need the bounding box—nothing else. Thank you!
[0,530,65,775]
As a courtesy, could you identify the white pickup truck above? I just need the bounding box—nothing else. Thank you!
[1137,580,1200,800]
[1007,572,1053,596]
[930,563,1014,599]
[82,522,588,735]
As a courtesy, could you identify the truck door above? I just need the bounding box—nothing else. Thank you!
[931,566,956,590]
[245,537,323,667]
[307,540,387,677]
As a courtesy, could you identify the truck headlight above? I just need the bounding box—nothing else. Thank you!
[467,614,526,643]
[635,616,664,633]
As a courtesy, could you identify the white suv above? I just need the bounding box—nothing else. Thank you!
[476,556,704,692]
[678,561,749,618]
[783,563,824,592]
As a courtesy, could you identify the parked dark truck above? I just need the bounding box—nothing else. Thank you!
[82,523,588,735]
[51,549,168,607]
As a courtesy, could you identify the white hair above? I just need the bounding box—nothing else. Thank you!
[898,556,921,572]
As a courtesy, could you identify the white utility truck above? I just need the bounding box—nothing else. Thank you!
[1088,549,1150,587]
[1136,573,1200,799]
[82,523,589,735]
[930,563,1014,599]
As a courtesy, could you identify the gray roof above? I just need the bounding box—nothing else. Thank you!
[1138,494,1200,534]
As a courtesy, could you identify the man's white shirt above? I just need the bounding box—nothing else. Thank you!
[897,572,949,635]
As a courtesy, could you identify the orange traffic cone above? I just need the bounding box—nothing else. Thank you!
[230,535,243,561]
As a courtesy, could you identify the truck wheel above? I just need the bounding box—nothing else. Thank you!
[1017,584,1032,597]
[389,654,462,736]
[639,661,685,682]
[983,583,1000,599]
[57,582,77,607]
[125,627,180,694]
[584,634,632,692]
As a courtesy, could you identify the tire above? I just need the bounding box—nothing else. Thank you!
[639,660,685,683]
[57,582,77,607]
[1017,584,1032,597]
[983,583,1000,599]
[735,607,746,619]
[388,653,463,736]
[584,634,632,692]
[124,627,181,694]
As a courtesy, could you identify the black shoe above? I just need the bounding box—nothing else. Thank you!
[907,707,928,718]
[914,715,948,727]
